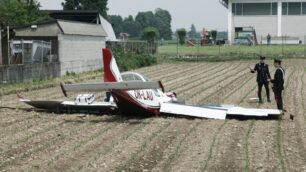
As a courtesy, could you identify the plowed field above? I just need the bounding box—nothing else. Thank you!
[1,59,306,172]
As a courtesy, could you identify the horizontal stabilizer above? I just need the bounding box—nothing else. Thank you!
[62,81,160,92]
[160,103,226,120]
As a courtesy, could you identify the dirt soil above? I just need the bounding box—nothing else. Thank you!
[1,59,306,172]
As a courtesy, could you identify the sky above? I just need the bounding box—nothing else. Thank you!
[37,0,228,31]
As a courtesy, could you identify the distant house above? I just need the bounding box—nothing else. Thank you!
[220,0,306,44]
[14,19,107,75]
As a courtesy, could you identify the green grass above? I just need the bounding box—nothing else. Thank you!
[244,120,255,172]
[158,44,306,60]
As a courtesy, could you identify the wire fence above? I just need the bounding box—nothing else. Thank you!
[159,36,306,60]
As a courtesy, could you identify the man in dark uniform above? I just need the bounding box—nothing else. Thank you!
[250,56,271,103]
[269,59,285,110]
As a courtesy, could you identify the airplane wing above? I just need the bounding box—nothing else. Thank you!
[160,103,227,120]
[61,81,160,93]
[17,94,116,112]
[160,102,282,120]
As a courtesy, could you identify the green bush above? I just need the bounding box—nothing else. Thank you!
[111,48,157,71]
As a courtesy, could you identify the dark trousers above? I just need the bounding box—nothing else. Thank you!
[258,82,270,101]
[274,90,283,110]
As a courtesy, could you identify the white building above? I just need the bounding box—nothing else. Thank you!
[15,20,107,75]
[220,0,306,44]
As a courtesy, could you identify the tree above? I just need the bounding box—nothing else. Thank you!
[176,29,187,45]
[135,11,156,29]
[0,0,49,28]
[188,24,197,39]
[142,27,159,43]
[108,15,123,38]
[154,8,172,40]
[62,0,108,17]
[122,15,141,38]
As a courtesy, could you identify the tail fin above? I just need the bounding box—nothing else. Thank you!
[103,48,122,82]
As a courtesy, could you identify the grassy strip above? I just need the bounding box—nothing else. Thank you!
[115,121,171,172]
[301,70,306,121]
[158,44,306,61]
[200,120,228,171]
[275,67,295,172]
[162,121,201,172]
[276,119,286,172]
[244,120,255,172]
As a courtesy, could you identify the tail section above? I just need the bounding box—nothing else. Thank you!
[103,48,122,82]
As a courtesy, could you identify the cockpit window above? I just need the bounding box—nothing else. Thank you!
[142,75,151,82]
[122,73,143,81]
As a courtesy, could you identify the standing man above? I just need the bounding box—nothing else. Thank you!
[267,33,271,46]
[269,59,285,111]
[250,56,271,103]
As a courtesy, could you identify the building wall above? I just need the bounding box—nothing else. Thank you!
[228,0,306,43]
[232,16,277,42]
[282,16,306,40]
[58,34,105,75]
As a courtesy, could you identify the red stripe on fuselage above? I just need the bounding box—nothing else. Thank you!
[103,48,117,82]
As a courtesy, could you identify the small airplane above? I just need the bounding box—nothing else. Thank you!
[18,48,282,120]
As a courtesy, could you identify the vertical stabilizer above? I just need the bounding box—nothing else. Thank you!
[103,48,122,82]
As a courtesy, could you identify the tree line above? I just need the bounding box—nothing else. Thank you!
[108,8,172,41]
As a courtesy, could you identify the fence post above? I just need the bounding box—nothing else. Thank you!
[7,26,10,65]
[282,36,284,57]
[260,35,263,56]
[218,42,221,57]
[304,36,306,58]
[197,38,200,58]
[21,39,24,64]
[176,38,179,58]
[0,26,2,65]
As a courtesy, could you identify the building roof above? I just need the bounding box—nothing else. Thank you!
[57,20,107,36]
[14,19,107,37]
[46,10,100,24]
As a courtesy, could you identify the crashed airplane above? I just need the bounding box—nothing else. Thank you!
[18,48,282,120]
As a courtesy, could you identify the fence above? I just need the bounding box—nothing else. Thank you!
[0,62,60,84]
[159,36,306,60]
[106,40,158,54]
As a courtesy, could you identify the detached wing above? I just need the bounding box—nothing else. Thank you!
[17,94,116,112]
[61,81,160,93]
[18,95,64,109]
[160,102,282,120]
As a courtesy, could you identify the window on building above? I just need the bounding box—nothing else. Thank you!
[232,3,277,16]
[282,3,288,15]
[303,2,306,14]
[243,3,271,15]
[272,3,277,15]
[288,2,302,15]
[236,3,243,16]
